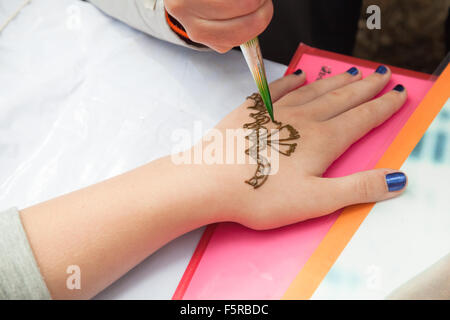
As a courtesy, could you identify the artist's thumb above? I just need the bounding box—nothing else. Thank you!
[316,169,408,211]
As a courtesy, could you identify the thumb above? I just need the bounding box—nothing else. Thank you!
[314,169,408,213]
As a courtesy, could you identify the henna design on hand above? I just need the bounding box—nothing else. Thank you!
[243,93,300,189]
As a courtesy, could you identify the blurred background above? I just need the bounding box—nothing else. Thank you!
[258,0,449,74]
[354,0,449,73]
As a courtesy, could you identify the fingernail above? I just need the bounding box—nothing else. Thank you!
[346,67,358,76]
[386,172,407,192]
[294,69,303,75]
[375,65,388,74]
[393,84,405,92]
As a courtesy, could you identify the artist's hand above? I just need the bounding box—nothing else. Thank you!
[164,0,273,52]
[195,66,408,229]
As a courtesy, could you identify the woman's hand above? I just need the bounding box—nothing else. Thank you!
[164,0,273,52]
[192,66,408,230]
[20,66,408,299]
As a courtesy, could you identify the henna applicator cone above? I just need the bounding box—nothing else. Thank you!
[240,37,275,122]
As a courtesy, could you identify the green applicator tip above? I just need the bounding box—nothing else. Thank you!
[240,37,275,122]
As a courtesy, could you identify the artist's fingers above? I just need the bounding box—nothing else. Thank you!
[169,0,270,21]
[302,65,392,121]
[269,70,306,102]
[322,85,407,162]
[184,0,273,51]
[276,67,362,107]
[308,169,407,217]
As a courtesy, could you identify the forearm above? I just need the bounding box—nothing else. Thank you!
[19,156,217,299]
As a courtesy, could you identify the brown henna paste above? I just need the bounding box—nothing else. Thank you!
[243,93,300,189]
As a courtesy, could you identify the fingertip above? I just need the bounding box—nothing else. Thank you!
[392,84,407,95]
[288,68,306,83]
[288,69,307,87]
[374,65,390,76]
[284,68,306,84]
[293,68,303,76]
[346,66,359,76]
[344,67,363,82]
[392,84,408,106]
[382,83,408,105]
[385,171,408,193]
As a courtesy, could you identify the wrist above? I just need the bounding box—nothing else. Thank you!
[164,135,257,226]
[152,155,223,228]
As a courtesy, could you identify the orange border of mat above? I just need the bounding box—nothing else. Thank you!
[283,64,450,300]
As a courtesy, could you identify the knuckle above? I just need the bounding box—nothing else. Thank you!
[290,108,308,122]
[359,104,376,119]
[306,82,322,98]
[364,95,400,125]
[359,108,381,129]
[327,87,355,102]
[375,96,393,110]
[355,176,372,202]
[328,89,342,98]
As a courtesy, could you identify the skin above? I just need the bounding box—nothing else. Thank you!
[164,0,274,52]
[21,67,410,299]
[387,253,450,300]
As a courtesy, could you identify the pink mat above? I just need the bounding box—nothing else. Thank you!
[177,46,433,299]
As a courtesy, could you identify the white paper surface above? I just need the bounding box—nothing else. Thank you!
[0,0,29,29]
[0,0,286,299]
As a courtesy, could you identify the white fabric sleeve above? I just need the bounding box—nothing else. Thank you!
[88,0,208,50]
[0,208,51,299]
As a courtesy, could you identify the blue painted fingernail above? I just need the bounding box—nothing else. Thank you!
[386,172,407,192]
[346,67,358,76]
[375,65,388,74]
[393,84,405,92]
[294,69,303,75]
